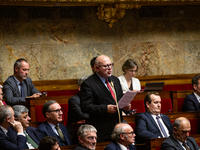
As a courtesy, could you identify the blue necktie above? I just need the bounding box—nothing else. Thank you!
[156,116,168,137]
[20,82,24,97]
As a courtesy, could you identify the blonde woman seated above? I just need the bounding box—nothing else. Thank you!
[118,59,141,93]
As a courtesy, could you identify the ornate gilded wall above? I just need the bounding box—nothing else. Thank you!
[0,5,200,82]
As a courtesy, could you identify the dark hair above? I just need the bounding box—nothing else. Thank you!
[144,91,160,110]
[90,56,97,67]
[42,100,57,118]
[14,58,28,71]
[0,105,12,124]
[122,59,138,72]
[38,136,58,150]
[192,75,200,90]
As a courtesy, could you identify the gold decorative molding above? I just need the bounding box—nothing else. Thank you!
[97,3,140,28]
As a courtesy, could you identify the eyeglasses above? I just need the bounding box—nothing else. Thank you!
[98,63,114,69]
[128,69,137,73]
[48,108,63,114]
[87,136,98,141]
[122,131,135,136]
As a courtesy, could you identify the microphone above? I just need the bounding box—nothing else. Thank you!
[167,109,172,113]
[108,77,114,87]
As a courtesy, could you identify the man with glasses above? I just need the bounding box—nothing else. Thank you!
[161,117,200,150]
[37,100,72,146]
[81,55,131,142]
[104,123,137,150]
[74,124,97,150]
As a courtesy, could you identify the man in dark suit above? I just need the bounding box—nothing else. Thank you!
[12,105,40,149]
[182,75,200,111]
[161,117,200,150]
[74,124,97,150]
[81,55,131,142]
[135,91,173,144]
[37,100,72,146]
[3,58,41,105]
[104,123,137,150]
[0,105,27,150]
[67,76,89,144]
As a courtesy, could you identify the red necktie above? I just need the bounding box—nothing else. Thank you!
[106,79,116,101]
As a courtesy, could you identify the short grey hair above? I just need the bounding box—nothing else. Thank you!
[111,123,129,141]
[173,117,190,129]
[78,76,88,87]
[12,105,29,120]
[77,124,97,138]
[0,105,13,124]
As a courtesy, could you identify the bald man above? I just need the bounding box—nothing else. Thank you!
[81,55,131,142]
[161,117,200,150]
[104,123,137,150]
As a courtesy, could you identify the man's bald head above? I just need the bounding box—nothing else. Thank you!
[95,55,113,79]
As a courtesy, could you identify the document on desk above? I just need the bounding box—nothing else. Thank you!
[118,91,138,108]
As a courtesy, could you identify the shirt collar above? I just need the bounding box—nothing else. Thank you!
[48,122,58,128]
[0,126,8,135]
[193,92,200,102]
[117,142,128,150]
[13,75,21,85]
[96,72,107,83]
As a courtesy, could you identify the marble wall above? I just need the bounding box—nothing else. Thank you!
[0,5,200,82]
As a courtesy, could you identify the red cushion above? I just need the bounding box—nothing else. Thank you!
[155,147,161,150]
[35,104,69,126]
[128,123,136,131]
[161,99,172,113]
[177,98,184,112]
[130,100,145,113]
[189,119,198,135]
[41,90,76,97]
[141,84,192,91]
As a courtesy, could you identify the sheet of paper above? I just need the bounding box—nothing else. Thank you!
[118,91,138,108]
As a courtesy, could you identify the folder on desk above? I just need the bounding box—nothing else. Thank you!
[143,82,164,92]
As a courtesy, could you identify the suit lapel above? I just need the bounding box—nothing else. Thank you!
[45,122,57,137]
[171,136,185,150]
[94,74,115,102]
[191,93,200,109]
[23,80,28,97]
[145,112,161,132]
[11,76,21,97]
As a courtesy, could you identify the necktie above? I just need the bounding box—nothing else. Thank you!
[56,125,64,140]
[24,131,38,148]
[156,116,168,137]
[183,142,191,150]
[106,79,116,101]
[20,82,24,97]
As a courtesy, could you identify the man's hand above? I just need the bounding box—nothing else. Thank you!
[107,105,117,113]
[9,120,23,133]
[123,103,131,112]
[26,93,41,98]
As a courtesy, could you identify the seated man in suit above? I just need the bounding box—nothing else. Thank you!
[182,75,200,111]
[3,58,42,105]
[37,100,72,146]
[135,91,173,144]
[74,124,97,150]
[161,117,200,150]
[67,76,89,144]
[38,136,60,150]
[12,105,40,149]
[104,123,137,150]
[0,105,27,150]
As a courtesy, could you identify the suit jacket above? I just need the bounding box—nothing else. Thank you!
[104,142,137,150]
[67,93,89,144]
[161,136,200,150]
[182,93,200,111]
[37,121,72,146]
[3,75,40,105]
[135,111,173,144]
[0,126,27,150]
[80,73,123,142]
[118,75,141,93]
[74,145,89,150]
[26,126,40,145]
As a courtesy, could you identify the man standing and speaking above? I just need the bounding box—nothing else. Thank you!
[81,55,131,142]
